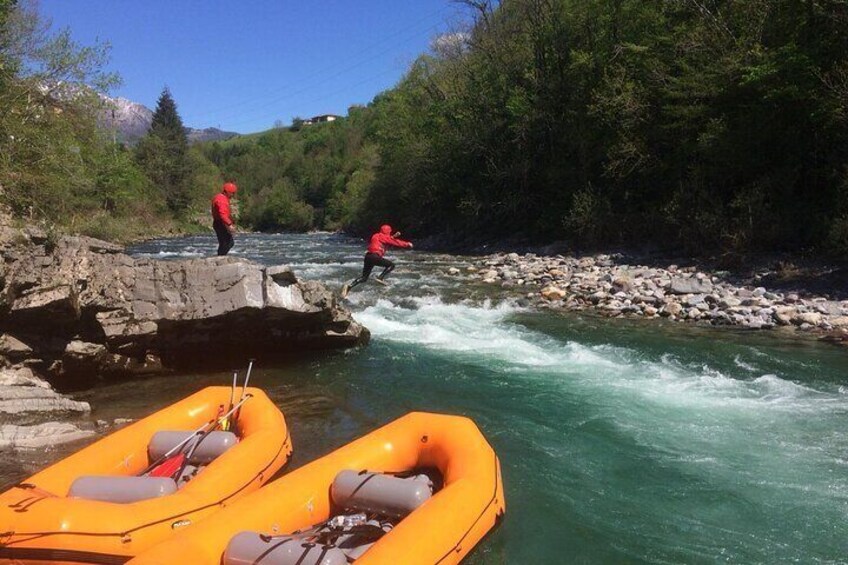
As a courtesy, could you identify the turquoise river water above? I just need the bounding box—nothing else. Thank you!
[4,233,848,564]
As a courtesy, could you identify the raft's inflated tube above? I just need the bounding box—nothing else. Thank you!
[148,430,238,465]
[223,532,348,565]
[331,471,432,519]
[68,476,177,503]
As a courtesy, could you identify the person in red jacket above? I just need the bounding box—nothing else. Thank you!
[211,182,237,256]
[341,224,413,298]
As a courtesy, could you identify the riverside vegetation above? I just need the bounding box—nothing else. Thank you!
[2,0,848,256]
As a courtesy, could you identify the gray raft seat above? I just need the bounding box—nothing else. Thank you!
[148,430,238,465]
[222,471,433,565]
[68,476,177,504]
[67,430,238,504]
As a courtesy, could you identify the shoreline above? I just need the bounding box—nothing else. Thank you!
[73,228,848,346]
[459,251,848,347]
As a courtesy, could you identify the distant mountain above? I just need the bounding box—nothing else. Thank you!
[98,94,238,145]
[186,127,237,144]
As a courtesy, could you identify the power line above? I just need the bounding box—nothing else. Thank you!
[223,65,400,131]
[181,4,454,123]
[193,18,446,129]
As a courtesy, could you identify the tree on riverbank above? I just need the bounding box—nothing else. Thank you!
[357,0,848,254]
[0,1,191,240]
[198,106,377,232]
[135,87,192,215]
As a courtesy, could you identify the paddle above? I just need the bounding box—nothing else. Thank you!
[141,395,253,477]
[232,359,254,426]
[221,370,238,432]
[170,395,251,481]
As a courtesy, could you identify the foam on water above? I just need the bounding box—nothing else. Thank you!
[357,296,843,415]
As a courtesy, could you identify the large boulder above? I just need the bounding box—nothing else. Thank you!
[0,232,369,384]
[669,276,713,295]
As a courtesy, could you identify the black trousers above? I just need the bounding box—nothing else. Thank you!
[213,220,234,256]
[349,252,395,289]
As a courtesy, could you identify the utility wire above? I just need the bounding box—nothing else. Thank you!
[222,65,400,131]
[195,18,446,129]
[181,4,453,123]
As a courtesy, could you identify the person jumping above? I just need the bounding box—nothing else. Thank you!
[341,224,413,298]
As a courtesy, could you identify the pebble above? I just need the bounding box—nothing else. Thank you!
[469,251,847,338]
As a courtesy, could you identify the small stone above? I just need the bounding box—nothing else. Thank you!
[540,286,567,301]
[0,334,33,361]
[663,302,683,317]
[792,312,823,326]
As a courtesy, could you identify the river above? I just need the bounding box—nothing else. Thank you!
[6,232,848,563]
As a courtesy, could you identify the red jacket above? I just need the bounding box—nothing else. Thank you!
[367,225,412,257]
[211,193,233,226]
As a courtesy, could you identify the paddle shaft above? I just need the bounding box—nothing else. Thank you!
[241,359,255,402]
[141,395,252,475]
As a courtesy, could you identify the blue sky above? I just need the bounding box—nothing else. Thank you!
[39,0,464,133]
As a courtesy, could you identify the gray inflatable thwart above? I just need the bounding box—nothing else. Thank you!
[331,471,433,519]
[148,430,238,465]
[68,476,177,504]
[223,472,433,564]
[223,532,348,565]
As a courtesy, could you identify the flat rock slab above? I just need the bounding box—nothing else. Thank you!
[0,422,94,449]
[0,384,90,414]
[0,231,369,384]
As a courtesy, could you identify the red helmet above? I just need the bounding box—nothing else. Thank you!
[380,224,392,234]
[223,182,238,194]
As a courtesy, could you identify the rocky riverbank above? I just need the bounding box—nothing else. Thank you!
[464,252,848,345]
[0,220,369,449]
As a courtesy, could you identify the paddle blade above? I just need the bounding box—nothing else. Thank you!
[149,453,185,478]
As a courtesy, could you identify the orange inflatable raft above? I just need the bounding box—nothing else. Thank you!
[0,386,292,564]
[131,412,505,565]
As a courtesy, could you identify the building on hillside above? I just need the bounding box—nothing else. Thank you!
[303,114,341,126]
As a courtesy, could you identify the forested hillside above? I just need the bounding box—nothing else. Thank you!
[201,0,848,254]
[361,0,848,252]
[3,0,848,254]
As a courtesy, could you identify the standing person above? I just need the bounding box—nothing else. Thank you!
[341,224,413,298]
[211,182,237,256]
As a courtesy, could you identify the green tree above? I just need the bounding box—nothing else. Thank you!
[0,0,123,223]
[135,87,191,214]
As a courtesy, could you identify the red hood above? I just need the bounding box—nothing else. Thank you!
[380,224,392,235]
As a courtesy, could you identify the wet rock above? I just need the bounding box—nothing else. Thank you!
[0,334,33,361]
[0,422,94,449]
[0,366,49,388]
[0,232,369,383]
[0,384,90,414]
